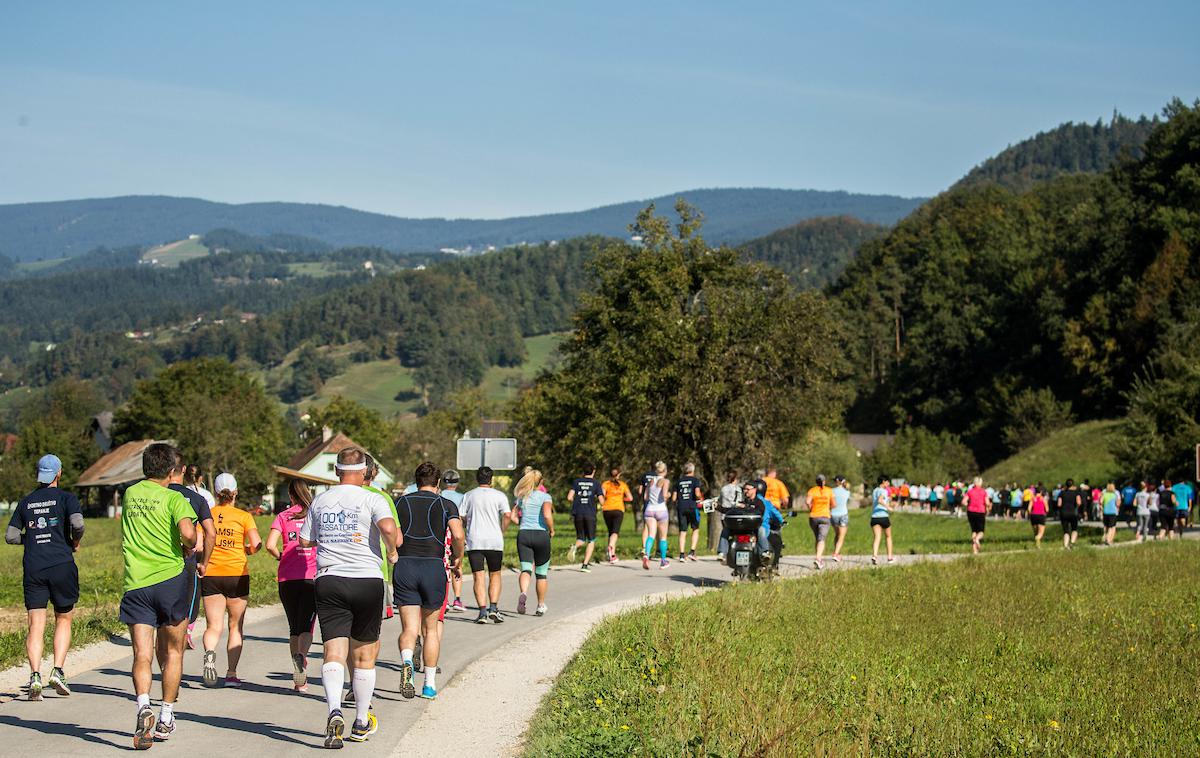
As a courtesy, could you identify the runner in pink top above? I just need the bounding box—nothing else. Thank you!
[1029,489,1048,548]
[265,481,318,691]
[965,478,989,555]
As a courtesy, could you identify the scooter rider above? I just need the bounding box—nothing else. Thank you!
[730,481,781,559]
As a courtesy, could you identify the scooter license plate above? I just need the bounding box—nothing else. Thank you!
[735,551,751,566]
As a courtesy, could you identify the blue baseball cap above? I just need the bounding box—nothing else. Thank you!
[36,454,62,484]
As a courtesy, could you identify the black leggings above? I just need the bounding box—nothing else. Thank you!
[278,579,317,636]
[603,510,624,536]
[517,529,552,576]
[573,515,597,542]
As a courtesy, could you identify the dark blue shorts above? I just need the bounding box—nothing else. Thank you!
[119,570,191,628]
[677,507,700,530]
[24,560,79,613]
[392,558,448,611]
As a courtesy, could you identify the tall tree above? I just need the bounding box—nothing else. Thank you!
[0,379,105,500]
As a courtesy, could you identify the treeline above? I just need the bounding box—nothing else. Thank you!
[738,216,886,288]
[836,99,1199,471]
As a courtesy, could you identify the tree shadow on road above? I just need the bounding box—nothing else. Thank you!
[0,713,129,750]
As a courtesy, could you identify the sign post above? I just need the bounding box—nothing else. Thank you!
[457,438,518,471]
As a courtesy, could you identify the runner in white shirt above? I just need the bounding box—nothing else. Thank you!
[460,466,517,624]
[299,447,399,749]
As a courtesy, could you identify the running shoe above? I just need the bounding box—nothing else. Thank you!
[580,563,591,573]
[609,551,617,564]
[567,543,577,562]
[871,557,879,565]
[133,705,157,750]
[813,559,824,570]
[474,610,490,624]
[224,676,243,688]
[49,667,70,696]
[488,608,504,624]
[688,550,697,562]
[27,672,42,701]
[678,554,686,562]
[449,599,465,613]
[887,557,896,564]
[344,687,355,704]
[535,604,547,616]
[659,558,669,569]
[399,662,416,699]
[413,637,424,673]
[831,554,842,564]
[292,653,307,689]
[202,650,218,687]
[418,685,437,700]
[153,719,176,741]
[324,709,345,749]
[384,606,394,620]
[517,592,528,614]
[345,711,378,742]
[641,553,650,570]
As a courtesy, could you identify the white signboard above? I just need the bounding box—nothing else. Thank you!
[456,438,518,471]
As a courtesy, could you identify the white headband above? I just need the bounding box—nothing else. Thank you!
[335,462,367,471]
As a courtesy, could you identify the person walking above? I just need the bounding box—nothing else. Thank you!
[6,454,85,701]
[805,475,834,569]
[438,470,466,612]
[1157,481,1177,540]
[870,476,894,564]
[1101,482,1120,545]
[200,473,261,688]
[965,477,989,555]
[566,463,603,571]
[514,469,554,615]
[600,467,632,563]
[266,479,318,692]
[641,462,671,569]
[460,466,513,624]
[392,462,465,701]
[299,447,399,747]
[1134,482,1153,542]
[118,443,197,749]
[716,471,742,560]
[1056,479,1083,549]
[672,462,704,562]
[167,457,214,653]
[1029,488,1048,548]
[830,475,851,563]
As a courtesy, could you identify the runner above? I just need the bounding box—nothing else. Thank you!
[637,466,656,549]
[1101,482,1120,545]
[167,456,214,653]
[6,453,84,701]
[438,470,466,612]
[566,463,603,571]
[392,461,465,701]
[200,473,261,688]
[641,462,671,569]
[1029,487,1048,548]
[1009,485,1022,519]
[965,477,988,555]
[514,469,554,614]
[672,462,704,562]
[1134,482,1152,542]
[459,466,514,624]
[266,479,318,692]
[118,442,197,749]
[1147,482,1161,538]
[762,467,790,515]
[804,475,833,569]
[600,467,632,563]
[183,464,216,508]
[870,476,894,564]
[830,475,851,563]
[359,456,400,637]
[1157,481,1177,540]
[1171,478,1193,533]
[298,446,399,748]
[1120,481,1138,527]
[1056,479,1082,549]
[715,470,741,560]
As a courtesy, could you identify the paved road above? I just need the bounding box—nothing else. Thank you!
[0,558,731,756]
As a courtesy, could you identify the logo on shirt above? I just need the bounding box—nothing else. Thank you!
[36,517,47,529]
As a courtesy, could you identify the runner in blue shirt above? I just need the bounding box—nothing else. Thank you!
[1171,480,1193,532]
[870,476,894,564]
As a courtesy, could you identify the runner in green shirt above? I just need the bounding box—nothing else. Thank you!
[118,443,197,750]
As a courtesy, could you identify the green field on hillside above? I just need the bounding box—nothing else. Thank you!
[983,420,1123,486]
[479,332,565,404]
[313,358,421,416]
[525,540,1200,757]
[142,237,210,267]
[14,258,69,273]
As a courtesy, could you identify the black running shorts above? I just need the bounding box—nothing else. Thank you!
[201,574,250,599]
[677,507,701,530]
[1102,514,1118,528]
[467,549,503,573]
[572,515,596,542]
[870,516,891,530]
[278,579,317,636]
[119,570,190,628]
[23,560,79,613]
[603,510,624,536]
[967,512,987,533]
[315,575,384,642]
[1060,516,1080,534]
[392,558,448,611]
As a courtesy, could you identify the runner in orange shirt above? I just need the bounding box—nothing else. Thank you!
[762,467,790,515]
[805,475,834,569]
[600,468,632,564]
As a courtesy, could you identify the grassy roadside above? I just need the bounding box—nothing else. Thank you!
[525,541,1200,757]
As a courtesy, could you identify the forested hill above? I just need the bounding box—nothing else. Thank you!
[953,113,1157,193]
[0,188,926,262]
[738,216,886,288]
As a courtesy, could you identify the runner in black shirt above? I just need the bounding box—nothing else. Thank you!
[566,464,603,572]
[1056,479,1082,549]
[6,454,84,700]
[672,463,704,561]
[167,455,215,651]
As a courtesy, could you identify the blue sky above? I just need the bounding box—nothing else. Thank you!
[2,1,1196,218]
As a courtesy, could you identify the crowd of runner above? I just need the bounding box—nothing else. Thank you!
[4,447,1195,749]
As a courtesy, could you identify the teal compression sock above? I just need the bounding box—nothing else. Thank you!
[644,537,655,556]
[658,539,669,559]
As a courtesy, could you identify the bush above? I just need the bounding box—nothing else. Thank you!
[780,430,864,491]
[865,426,977,484]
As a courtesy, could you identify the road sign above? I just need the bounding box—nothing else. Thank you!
[457,438,518,471]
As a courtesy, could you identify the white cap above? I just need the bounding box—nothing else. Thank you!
[214,472,238,493]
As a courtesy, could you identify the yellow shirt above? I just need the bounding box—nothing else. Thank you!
[207,505,257,577]
[763,476,790,509]
[806,486,833,518]
[601,480,631,511]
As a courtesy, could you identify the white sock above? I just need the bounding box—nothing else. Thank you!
[352,668,375,724]
[401,648,413,665]
[159,701,174,725]
[136,693,150,710]
[321,662,345,714]
[423,667,437,691]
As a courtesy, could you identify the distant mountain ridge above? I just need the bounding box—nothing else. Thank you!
[0,189,926,262]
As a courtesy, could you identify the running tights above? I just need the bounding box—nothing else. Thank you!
[643,537,668,559]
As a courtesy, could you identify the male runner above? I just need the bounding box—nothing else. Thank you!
[119,443,197,749]
[762,467,790,515]
[392,462,465,700]
[167,454,214,653]
[299,447,399,748]
[363,455,399,620]
[439,471,466,610]
[566,463,603,571]
[6,453,84,700]
[460,466,513,623]
[672,463,704,561]
[1056,479,1083,549]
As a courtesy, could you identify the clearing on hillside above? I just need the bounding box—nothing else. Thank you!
[983,419,1122,486]
[142,237,210,266]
